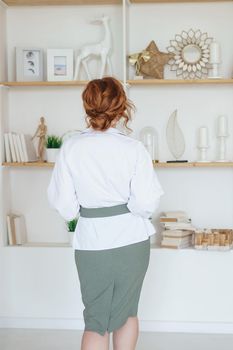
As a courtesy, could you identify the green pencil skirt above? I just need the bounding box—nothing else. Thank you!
[74,238,150,336]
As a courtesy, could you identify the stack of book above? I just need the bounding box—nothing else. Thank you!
[6,213,27,245]
[4,132,37,163]
[160,211,196,249]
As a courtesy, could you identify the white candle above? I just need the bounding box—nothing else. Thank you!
[218,115,228,137]
[199,127,209,148]
[209,41,221,64]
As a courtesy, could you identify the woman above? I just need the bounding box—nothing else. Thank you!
[47,77,164,350]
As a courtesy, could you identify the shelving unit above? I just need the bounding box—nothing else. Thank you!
[0,0,233,249]
[2,78,233,87]
[2,161,233,168]
[0,81,88,87]
[127,78,233,85]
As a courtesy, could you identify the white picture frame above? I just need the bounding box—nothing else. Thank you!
[47,49,74,81]
[16,47,43,82]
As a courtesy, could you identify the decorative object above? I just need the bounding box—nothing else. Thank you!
[31,116,47,162]
[47,49,74,81]
[160,211,195,249]
[216,115,229,162]
[197,126,210,162]
[139,126,159,162]
[45,135,63,163]
[166,110,186,162]
[66,217,79,245]
[129,41,174,79]
[194,229,233,251]
[167,29,213,79]
[74,15,112,80]
[208,40,222,79]
[16,47,43,81]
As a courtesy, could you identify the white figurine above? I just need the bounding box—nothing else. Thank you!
[74,15,112,80]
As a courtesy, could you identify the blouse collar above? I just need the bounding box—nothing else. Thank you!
[81,126,125,135]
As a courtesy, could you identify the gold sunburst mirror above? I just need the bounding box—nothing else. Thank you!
[167,29,213,79]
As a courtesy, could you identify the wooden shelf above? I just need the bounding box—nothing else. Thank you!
[130,0,233,3]
[2,161,54,167]
[127,78,233,85]
[2,0,232,4]
[3,161,233,168]
[5,242,71,247]
[2,0,121,5]
[0,81,89,87]
[1,79,233,87]
[153,161,233,168]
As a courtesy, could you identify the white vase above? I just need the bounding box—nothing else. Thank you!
[46,148,60,162]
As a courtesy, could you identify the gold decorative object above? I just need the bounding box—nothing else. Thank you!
[194,229,233,251]
[129,41,174,79]
[167,29,213,79]
[31,116,47,162]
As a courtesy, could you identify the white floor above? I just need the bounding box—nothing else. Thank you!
[1,329,233,350]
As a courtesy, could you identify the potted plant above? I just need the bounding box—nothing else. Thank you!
[66,217,79,245]
[45,134,62,162]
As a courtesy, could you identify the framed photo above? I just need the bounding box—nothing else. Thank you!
[16,47,43,82]
[47,49,74,81]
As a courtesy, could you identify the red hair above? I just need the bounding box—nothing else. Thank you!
[82,77,134,132]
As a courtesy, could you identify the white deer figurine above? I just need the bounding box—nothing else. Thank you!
[73,15,112,80]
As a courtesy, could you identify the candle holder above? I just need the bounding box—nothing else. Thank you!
[197,146,210,162]
[208,40,222,79]
[216,135,229,162]
[215,115,229,162]
[140,126,159,162]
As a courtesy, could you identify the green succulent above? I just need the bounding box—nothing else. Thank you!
[66,217,78,232]
[46,135,63,149]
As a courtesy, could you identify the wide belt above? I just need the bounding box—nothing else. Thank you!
[79,203,130,218]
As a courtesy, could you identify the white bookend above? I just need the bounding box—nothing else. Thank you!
[12,133,21,162]
[6,214,17,245]
[16,133,25,162]
[8,132,17,162]
[14,215,27,245]
[4,133,12,162]
[20,134,37,162]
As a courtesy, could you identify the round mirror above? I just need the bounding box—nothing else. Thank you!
[182,44,202,64]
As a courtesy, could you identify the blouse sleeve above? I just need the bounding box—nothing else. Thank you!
[47,141,80,222]
[127,141,164,219]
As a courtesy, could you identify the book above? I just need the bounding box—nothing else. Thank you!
[12,133,21,162]
[162,222,196,230]
[6,213,27,245]
[160,216,191,223]
[4,133,12,162]
[161,236,192,245]
[16,133,25,162]
[161,243,192,249]
[14,215,27,245]
[162,230,193,238]
[6,214,17,245]
[20,133,37,162]
[8,132,17,162]
[163,211,188,219]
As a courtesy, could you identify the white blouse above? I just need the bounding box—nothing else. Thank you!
[47,126,164,250]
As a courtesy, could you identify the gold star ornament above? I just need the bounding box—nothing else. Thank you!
[129,41,175,79]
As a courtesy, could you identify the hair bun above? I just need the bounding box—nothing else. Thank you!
[82,77,134,132]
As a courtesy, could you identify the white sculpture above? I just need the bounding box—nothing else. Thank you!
[74,15,112,80]
[166,109,185,160]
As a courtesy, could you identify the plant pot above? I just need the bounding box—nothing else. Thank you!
[46,148,60,162]
[68,231,75,246]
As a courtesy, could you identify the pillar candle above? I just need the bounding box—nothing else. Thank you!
[209,40,221,64]
[198,127,209,148]
[218,115,228,137]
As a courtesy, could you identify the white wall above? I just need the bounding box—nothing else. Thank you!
[1,1,233,333]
